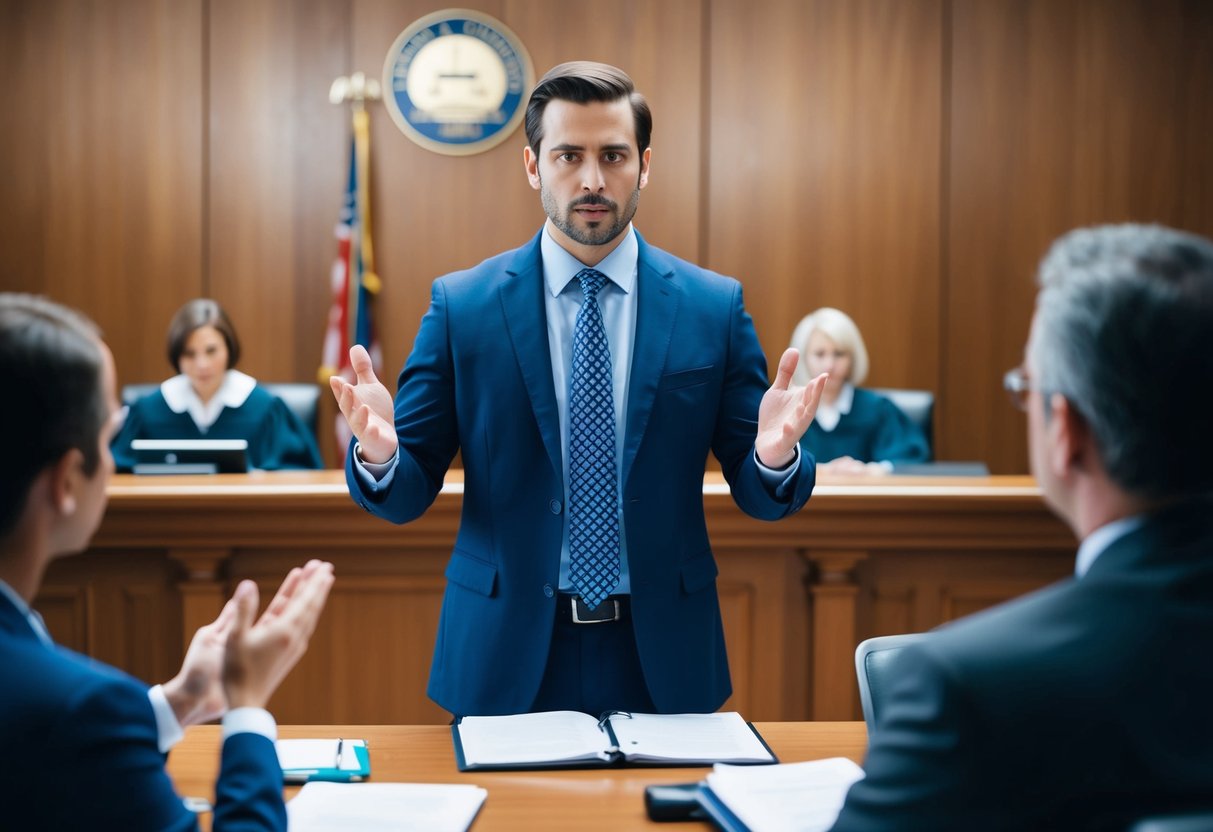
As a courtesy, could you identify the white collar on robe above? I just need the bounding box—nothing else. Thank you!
[161,369,256,433]
[814,383,855,432]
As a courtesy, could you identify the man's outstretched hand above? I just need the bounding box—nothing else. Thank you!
[330,345,396,463]
[755,348,828,469]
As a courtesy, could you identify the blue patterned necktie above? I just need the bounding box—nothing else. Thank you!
[568,267,620,610]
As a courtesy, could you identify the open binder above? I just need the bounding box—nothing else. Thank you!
[452,710,777,772]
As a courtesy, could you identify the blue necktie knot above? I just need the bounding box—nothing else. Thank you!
[576,268,607,301]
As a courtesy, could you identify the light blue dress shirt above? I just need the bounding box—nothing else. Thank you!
[1074,514,1144,577]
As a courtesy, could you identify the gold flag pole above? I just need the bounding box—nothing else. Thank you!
[329,72,383,297]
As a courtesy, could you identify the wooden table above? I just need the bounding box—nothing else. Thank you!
[168,721,868,831]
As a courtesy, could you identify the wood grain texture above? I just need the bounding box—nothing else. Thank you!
[168,722,868,832]
[4,0,1211,472]
[38,471,1075,723]
[944,0,1213,471]
[707,0,944,394]
[0,0,205,386]
[207,0,350,386]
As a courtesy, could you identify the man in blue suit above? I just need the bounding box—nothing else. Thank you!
[331,62,827,717]
[0,294,335,830]
[830,225,1213,830]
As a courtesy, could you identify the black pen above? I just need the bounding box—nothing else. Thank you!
[335,738,344,770]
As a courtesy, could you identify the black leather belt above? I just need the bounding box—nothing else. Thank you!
[557,593,628,624]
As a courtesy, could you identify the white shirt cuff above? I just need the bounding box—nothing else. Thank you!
[148,684,185,754]
[221,707,278,742]
[352,443,400,491]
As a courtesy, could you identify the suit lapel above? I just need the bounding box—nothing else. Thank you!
[622,239,681,488]
[499,234,563,479]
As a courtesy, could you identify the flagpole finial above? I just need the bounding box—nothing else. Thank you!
[330,72,382,108]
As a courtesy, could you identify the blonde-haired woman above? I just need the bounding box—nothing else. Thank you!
[790,307,928,475]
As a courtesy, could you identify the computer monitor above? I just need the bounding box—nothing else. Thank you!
[130,439,249,474]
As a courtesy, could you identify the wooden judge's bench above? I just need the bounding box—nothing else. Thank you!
[36,471,1075,724]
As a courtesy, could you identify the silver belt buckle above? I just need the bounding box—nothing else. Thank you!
[572,597,621,624]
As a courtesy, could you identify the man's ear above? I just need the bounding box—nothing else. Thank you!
[523,145,541,191]
[638,146,651,190]
[49,448,84,517]
[1046,393,1090,479]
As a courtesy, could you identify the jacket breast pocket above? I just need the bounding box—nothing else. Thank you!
[661,365,716,392]
[444,550,498,597]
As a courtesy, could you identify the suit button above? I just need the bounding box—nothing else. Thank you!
[543,584,555,598]
[549,499,562,514]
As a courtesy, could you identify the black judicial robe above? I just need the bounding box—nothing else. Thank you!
[111,385,322,471]
[800,387,929,464]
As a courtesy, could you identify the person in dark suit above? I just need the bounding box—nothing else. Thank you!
[829,224,1213,830]
[0,293,335,830]
[789,307,929,475]
[112,298,323,471]
[330,62,827,717]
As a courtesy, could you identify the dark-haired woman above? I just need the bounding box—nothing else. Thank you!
[111,299,322,471]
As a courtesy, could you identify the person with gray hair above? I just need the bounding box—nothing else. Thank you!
[826,224,1213,830]
[789,307,929,474]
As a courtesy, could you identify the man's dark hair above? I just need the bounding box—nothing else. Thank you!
[524,61,652,154]
[1030,224,1213,500]
[166,298,241,372]
[0,294,106,537]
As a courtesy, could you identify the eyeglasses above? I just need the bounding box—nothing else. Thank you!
[1003,366,1035,411]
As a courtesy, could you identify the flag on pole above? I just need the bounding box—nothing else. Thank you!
[320,107,382,462]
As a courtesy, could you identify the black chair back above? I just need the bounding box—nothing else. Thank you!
[854,633,929,735]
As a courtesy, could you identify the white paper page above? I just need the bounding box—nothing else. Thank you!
[277,738,366,771]
[457,711,609,766]
[706,757,865,832]
[287,782,487,832]
[609,712,775,763]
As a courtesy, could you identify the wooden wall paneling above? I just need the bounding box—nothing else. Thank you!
[351,0,703,394]
[207,0,351,402]
[224,545,454,724]
[944,0,1213,473]
[0,0,205,388]
[716,576,756,719]
[31,585,91,655]
[707,0,943,394]
[267,575,449,725]
[0,2,51,296]
[39,551,184,686]
[1177,1,1213,234]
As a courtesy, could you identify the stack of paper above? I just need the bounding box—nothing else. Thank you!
[704,757,865,832]
[287,782,488,832]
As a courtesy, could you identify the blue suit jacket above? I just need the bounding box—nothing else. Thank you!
[0,594,285,831]
[347,230,816,715]
[831,498,1213,831]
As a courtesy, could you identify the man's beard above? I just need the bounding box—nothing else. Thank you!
[541,180,640,247]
